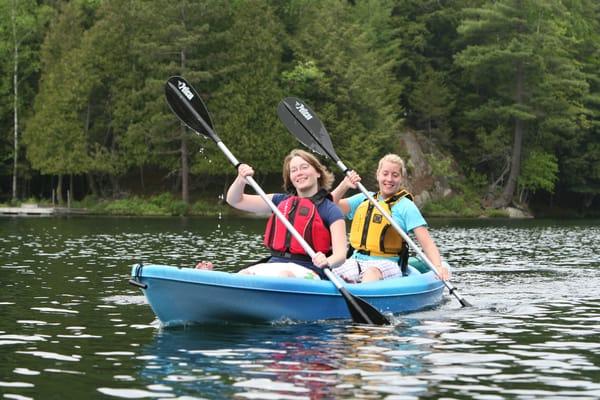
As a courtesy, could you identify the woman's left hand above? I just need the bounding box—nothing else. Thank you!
[435,263,451,281]
[312,252,329,268]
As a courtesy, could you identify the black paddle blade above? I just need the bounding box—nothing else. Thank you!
[277,100,325,156]
[458,296,473,307]
[165,76,218,141]
[277,97,339,162]
[339,287,391,325]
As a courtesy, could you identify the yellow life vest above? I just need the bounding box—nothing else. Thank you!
[349,190,413,257]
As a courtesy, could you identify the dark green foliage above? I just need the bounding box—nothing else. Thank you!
[408,66,454,144]
[280,0,402,174]
[23,2,94,176]
[209,0,287,174]
[0,0,596,214]
[0,0,53,198]
[453,0,591,208]
[97,193,188,216]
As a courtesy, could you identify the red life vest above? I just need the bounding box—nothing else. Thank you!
[263,193,331,256]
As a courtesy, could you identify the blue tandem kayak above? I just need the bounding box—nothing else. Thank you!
[130,258,445,325]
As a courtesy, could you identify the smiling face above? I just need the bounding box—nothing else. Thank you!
[376,160,403,199]
[288,156,320,196]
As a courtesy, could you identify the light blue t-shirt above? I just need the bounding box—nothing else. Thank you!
[346,192,426,261]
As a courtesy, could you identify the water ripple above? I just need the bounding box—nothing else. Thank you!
[1,217,598,399]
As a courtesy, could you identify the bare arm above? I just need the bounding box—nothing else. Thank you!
[327,219,348,268]
[226,164,273,213]
[311,219,347,269]
[330,170,361,215]
[413,226,450,280]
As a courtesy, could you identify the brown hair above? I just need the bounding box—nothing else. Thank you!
[282,149,334,193]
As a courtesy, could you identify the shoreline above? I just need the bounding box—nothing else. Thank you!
[2,204,596,219]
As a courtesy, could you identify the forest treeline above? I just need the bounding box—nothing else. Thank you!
[1,0,599,214]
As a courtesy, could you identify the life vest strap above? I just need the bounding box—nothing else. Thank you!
[269,250,312,262]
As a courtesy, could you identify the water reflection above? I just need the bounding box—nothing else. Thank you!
[133,322,439,399]
[119,299,600,399]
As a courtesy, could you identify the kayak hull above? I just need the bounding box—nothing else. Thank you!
[130,260,445,325]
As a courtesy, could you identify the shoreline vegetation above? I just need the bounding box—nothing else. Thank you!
[2,192,596,219]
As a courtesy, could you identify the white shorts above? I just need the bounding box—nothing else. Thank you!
[239,262,321,280]
[333,258,402,282]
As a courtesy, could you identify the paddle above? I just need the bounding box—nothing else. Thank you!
[277,97,472,308]
[164,76,390,325]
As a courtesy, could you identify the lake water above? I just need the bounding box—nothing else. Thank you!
[1,216,599,399]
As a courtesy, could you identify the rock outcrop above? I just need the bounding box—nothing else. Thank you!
[399,130,453,208]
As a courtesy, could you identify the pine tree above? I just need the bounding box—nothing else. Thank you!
[408,66,454,144]
[209,0,286,179]
[280,0,402,177]
[454,0,589,208]
[0,0,51,200]
[390,0,463,128]
[555,0,600,208]
[125,0,233,203]
[72,0,152,197]
[23,1,96,203]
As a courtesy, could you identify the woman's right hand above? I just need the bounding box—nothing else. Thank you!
[237,164,254,179]
[312,252,329,269]
[228,163,256,207]
[344,170,361,188]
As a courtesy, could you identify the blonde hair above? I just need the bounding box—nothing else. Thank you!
[377,154,407,178]
[282,149,334,193]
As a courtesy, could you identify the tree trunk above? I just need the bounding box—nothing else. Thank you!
[427,117,432,138]
[11,2,19,202]
[493,61,525,208]
[87,172,99,197]
[109,175,120,198]
[139,165,145,191]
[583,194,594,209]
[57,174,64,204]
[179,48,190,204]
[69,174,74,206]
[181,128,190,204]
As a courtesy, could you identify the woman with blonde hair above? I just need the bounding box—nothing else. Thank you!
[331,153,449,283]
[224,149,347,279]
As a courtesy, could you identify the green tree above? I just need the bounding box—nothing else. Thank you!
[209,0,286,181]
[0,0,51,200]
[390,0,463,125]
[281,0,402,177]
[555,0,600,208]
[455,0,589,208]
[408,66,454,144]
[23,1,97,203]
[517,150,558,203]
[125,0,233,203]
[69,0,150,198]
